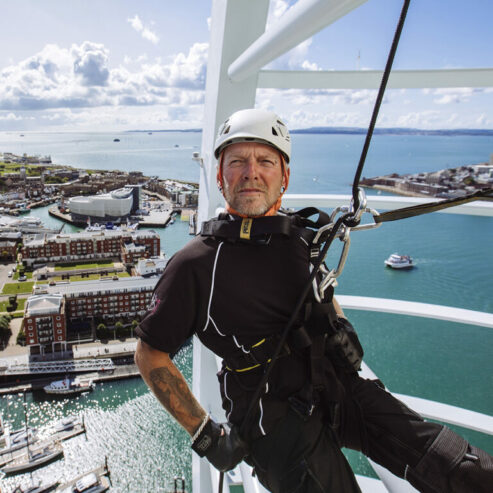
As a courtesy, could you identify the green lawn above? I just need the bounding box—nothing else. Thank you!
[13,271,33,280]
[0,298,26,311]
[2,282,35,294]
[55,260,114,271]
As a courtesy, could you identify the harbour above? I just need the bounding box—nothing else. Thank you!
[0,133,492,491]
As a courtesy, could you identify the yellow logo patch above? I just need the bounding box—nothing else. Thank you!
[240,218,253,240]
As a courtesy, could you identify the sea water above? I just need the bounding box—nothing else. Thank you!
[0,131,492,491]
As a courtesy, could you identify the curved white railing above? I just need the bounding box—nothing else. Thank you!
[193,295,493,493]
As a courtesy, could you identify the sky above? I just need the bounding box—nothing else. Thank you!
[0,0,492,132]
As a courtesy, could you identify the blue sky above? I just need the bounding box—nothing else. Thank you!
[0,0,492,131]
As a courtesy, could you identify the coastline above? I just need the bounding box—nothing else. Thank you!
[361,184,434,198]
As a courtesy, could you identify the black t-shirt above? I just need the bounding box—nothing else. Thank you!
[136,220,313,436]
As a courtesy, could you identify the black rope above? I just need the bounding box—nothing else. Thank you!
[346,0,411,227]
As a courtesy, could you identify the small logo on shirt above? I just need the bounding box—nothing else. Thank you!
[148,294,161,314]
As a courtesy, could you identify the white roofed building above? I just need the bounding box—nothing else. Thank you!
[68,185,142,222]
[135,256,167,277]
[39,276,158,323]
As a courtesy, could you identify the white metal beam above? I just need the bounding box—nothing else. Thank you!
[282,193,493,217]
[360,363,493,436]
[394,393,493,436]
[228,0,368,83]
[258,68,493,89]
[337,295,493,328]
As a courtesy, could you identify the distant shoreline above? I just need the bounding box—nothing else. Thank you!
[128,127,493,137]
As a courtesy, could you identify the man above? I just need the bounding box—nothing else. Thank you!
[136,108,493,492]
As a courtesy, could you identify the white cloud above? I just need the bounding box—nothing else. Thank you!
[267,0,291,25]
[127,15,159,45]
[287,109,365,129]
[0,112,23,121]
[0,41,208,112]
[72,41,109,86]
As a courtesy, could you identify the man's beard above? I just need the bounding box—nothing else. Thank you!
[223,181,280,217]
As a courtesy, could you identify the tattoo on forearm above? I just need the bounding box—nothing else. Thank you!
[149,366,204,432]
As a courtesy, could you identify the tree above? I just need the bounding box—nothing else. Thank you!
[0,315,10,331]
[96,323,107,340]
[8,296,17,310]
[131,319,139,338]
[16,328,25,346]
[115,321,124,338]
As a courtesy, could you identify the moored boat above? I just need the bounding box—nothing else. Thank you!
[1,441,63,475]
[43,377,94,396]
[56,462,111,493]
[384,253,414,269]
[0,425,38,457]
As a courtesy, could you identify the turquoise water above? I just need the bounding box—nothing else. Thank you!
[1,132,492,491]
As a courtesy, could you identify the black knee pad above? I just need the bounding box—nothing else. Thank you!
[405,425,493,493]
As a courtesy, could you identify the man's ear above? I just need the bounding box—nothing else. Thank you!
[282,167,291,188]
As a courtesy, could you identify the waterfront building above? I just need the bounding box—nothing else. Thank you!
[23,293,66,356]
[0,240,17,260]
[21,229,160,267]
[67,184,142,222]
[23,277,158,353]
[34,276,158,323]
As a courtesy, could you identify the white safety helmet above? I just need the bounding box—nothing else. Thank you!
[214,108,291,164]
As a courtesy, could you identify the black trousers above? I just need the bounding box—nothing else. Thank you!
[248,374,493,492]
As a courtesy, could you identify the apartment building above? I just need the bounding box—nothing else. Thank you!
[34,276,158,322]
[24,293,66,356]
[21,229,160,266]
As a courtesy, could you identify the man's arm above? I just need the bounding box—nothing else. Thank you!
[135,339,248,471]
[135,339,206,436]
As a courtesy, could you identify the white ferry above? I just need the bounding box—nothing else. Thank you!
[384,253,413,269]
[43,377,94,396]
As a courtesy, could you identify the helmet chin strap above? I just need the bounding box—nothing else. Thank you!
[217,152,289,218]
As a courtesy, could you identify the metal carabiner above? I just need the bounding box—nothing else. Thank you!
[348,207,382,232]
[312,225,351,302]
[346,187,368,226]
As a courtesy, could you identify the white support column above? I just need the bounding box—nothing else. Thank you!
[197,0,271,229]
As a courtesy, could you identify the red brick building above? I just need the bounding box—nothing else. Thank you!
[24,294,66,356]
[22,229,160,266]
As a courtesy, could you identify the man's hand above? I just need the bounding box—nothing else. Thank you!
[191,418,248,472]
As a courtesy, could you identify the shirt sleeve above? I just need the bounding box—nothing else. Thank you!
[136,246,206,354]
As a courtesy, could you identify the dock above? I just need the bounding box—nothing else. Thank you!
[0,364,140,395]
